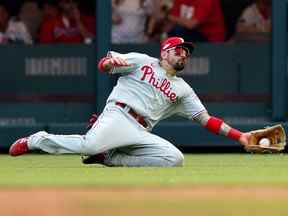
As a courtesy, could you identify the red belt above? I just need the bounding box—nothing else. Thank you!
[115,102,148,128]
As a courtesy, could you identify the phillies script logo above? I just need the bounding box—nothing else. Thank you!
[140,65,177,102]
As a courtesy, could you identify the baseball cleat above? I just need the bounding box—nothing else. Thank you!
[81,153,105,165]
[9,137,29,156]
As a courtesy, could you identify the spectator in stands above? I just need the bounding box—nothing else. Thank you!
[39,0,94,44]
[145,0,174,41]
[111,0,156,44]
[220,0,253,40]
[19,0,42,42]
[236,0,271,34]
[76,1,96,38]
[40,0,60,23]
[0,3,33,44]
[165,0,226,43]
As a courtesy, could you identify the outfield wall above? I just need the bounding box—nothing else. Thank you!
[0,43,284,151]
[1,0,287,151]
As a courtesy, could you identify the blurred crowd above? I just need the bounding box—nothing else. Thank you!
[0,0,95,44]
[112,0,271,44]
[0,0,271,45]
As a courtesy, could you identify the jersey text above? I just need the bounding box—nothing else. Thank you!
[140,65,177,102]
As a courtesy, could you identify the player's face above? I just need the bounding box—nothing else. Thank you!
[166,46,190,71]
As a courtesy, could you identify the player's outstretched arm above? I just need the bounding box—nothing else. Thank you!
[194,112,250,147]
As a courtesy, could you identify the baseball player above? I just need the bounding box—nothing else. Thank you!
[9,36,251,167]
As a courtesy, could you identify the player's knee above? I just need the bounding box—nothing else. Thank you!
[167,151,184,167]
[174,152,184,167]
[82,136,103,155]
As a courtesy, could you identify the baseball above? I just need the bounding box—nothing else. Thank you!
[259,138,270,147]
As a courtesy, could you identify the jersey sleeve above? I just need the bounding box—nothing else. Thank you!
[176,87,207,120]
[108,51,145,75]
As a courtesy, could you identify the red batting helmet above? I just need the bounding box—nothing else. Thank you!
[161,37,195,55]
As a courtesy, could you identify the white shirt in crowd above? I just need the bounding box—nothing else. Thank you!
[111,0,154,44]
[238,3,271,33]
[0,18,33,44]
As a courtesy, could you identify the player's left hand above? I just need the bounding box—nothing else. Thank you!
[238,132,251,147]
[243,124,286,153]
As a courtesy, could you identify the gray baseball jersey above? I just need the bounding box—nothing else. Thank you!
[26,51,205,166]
[107,51,207,129]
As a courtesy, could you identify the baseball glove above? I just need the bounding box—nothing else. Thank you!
[244,124,286,153]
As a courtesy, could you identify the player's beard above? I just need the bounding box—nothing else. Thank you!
[173,61,185,71]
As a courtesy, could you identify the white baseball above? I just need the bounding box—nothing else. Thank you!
[259,138,270,147]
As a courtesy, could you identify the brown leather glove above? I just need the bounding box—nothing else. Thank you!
[244,124,286,153]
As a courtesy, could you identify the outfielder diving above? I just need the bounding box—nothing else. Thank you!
[9,37,251,167]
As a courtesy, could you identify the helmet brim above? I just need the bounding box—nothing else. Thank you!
[178,42,195,55]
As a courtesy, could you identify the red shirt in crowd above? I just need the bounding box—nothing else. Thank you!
[170,0,226,42]
[39,15,95,43]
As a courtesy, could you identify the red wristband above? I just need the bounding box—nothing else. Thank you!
[227,128,242,141]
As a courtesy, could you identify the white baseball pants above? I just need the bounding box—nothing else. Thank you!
[27,103,184,167]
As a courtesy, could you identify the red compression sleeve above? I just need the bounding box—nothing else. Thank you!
[205,116,223,134]
[98,57,111,72]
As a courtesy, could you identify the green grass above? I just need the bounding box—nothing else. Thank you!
[0,153,288,187]
[1,154,288,216]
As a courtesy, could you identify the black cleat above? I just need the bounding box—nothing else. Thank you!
[81,153,106,165]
